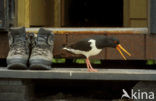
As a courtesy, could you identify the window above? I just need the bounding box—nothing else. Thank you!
[17,0,148,28]
[65,0,123,27]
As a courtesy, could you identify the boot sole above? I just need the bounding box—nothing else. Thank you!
[30,64,51,70]
[29,59,52,70]
[7,63,27,70]
[7,58,28,70]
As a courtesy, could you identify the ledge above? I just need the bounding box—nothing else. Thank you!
[25,28,148,34]
[0,68,156,81]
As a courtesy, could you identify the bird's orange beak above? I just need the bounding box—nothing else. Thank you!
[116,44,131,60]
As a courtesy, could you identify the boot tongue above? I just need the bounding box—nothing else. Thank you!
[37,34,48,45]
[37,28,50,45]
[14,33,25,42]
[11,27,26,43]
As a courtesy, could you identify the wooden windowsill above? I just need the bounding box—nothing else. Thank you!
[25,27,148,35]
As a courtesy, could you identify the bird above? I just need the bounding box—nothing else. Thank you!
[63,36,131,72]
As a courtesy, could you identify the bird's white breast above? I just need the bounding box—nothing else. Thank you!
[85,39,102,58]
[63,39,102,58]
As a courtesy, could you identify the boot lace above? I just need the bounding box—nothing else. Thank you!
[32,35,50,56]
[32,44,50,56]
[10,34,27,55]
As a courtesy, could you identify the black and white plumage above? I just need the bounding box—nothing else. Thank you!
[63,36,131,72]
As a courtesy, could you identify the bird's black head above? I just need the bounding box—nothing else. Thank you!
[105,36,131,60]
[107,37,120,48]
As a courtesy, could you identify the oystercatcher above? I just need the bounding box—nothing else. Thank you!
[63,36,131,72]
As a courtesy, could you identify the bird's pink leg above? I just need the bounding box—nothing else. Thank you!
[86,59,92,72]
[87,59,98,72]
[86,58,98,72]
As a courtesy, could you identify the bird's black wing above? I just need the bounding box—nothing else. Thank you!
[68,38,92,51]
[91,35,108,49]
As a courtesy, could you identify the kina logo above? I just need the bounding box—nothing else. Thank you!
[121,89,131,99]
[121,89,154,100]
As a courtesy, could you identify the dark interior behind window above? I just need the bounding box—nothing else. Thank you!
[67,0,123,27]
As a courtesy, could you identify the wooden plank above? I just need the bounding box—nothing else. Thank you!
[149,0,156,34]
[25,0,30,27]
[66,34,106,59]
[146,35,156,59]
[1,68,156,81]
[53,34,67,58]
[48,0,55,27]
[18,0,57,27]
[130,19,147,27]
[129,0,147,18]
[54,0,61,27]
[29,0,55,27]
[61,0,71,27]
[17,0,30,27]
[106,34,145,60]
[125,0,148,27]
[30,0,48,26]
[123,0,130,27]
[0,33,9,58]
[61,0,65,26]
[17,0,25,26]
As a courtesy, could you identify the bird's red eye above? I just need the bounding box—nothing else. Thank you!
[114,41,117,44]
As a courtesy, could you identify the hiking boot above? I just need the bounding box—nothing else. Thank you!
[29,28,54,70]
[7,27,29,69]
